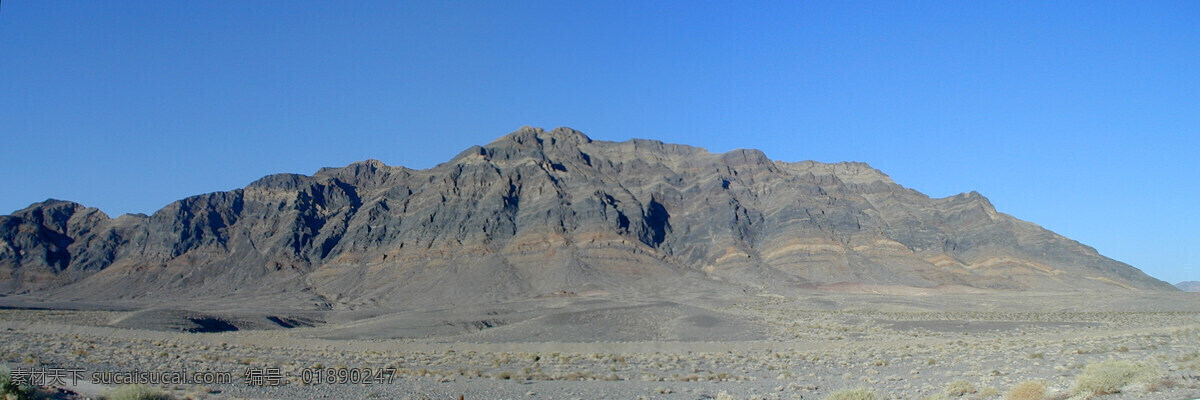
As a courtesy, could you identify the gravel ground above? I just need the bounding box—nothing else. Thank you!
[2,296,1200,399]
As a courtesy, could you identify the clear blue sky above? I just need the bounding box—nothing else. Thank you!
[1,1,1196,284]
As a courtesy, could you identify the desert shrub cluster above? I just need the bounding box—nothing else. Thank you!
[1070,359,1161,397]
[0,364,34,400]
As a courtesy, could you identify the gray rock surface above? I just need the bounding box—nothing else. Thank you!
[0,127,1176,309]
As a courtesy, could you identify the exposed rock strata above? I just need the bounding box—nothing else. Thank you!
[0,127,1175,308]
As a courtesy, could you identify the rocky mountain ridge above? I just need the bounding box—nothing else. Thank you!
[0,127,1176,309]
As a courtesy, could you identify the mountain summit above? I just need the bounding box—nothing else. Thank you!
[0,127,1175,309]
[1177,281,1200,292]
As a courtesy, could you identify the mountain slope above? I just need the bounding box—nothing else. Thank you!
[0,127,1175,308]
[1177,281,1200,292]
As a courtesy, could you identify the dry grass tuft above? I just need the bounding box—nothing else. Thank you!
[715,390,738,400]
[824,387,877,400]
[946,379,976,397]
[1005,380,1046,400]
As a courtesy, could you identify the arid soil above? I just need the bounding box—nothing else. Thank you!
[2,292,1200,399]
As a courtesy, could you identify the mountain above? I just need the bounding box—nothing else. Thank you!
[1177,281,1200,292]
[0,127,1176,309]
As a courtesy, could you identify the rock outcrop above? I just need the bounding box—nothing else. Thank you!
[0,127,1176,308]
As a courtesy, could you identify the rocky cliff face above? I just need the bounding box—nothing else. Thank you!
[0,127,1176,308]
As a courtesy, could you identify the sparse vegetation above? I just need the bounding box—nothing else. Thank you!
[1070,359,1162,397]
[1005,380,1046,400]
[945,379,976,396]
[0,364,34,400]
[102,384,172,400]
[824,387,877,400]
[2,303,1200,399]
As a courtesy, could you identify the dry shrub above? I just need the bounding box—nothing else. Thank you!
[1005,380,1046,400]
[1071,359,1161,397]
[946,379,977,396]
[0,365,34,400]
[824,387,877,400]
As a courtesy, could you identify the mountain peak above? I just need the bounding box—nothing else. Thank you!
[16,199,84,212]
[353,159,388,168]
[454,126,598,167]
[0,127,1178,304]
[492,126,593,147]
[11,199,92,222]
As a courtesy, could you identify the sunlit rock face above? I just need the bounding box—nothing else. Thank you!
[0,127,1176,307]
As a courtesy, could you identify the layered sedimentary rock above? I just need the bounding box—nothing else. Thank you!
[0,127,1175,307]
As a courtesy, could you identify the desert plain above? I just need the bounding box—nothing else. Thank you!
[3,289,1200,400]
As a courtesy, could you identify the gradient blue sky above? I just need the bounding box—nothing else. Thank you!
[1,1,1196,284]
